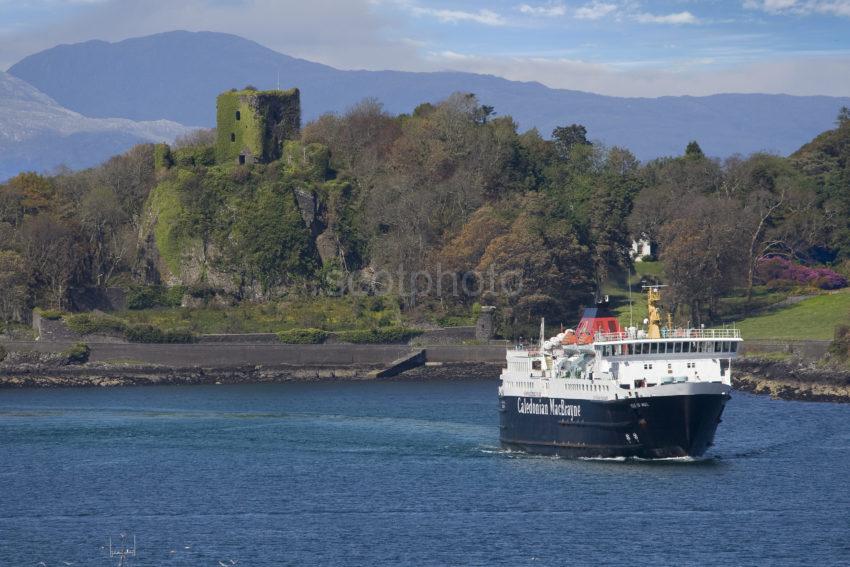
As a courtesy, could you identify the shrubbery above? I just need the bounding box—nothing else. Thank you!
[277,328,328,344]
[0,345,6,363]
[66,312,195,343]
[757,257,847,290]
[65,313,128,335]
[127,285,185,310]
[124,325,195,344]
[335,327,422,344]
[36,308,63,320]
[62,342,91,364]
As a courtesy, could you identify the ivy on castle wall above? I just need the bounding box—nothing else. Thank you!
[215,88,300,165]
[140,86,370,294]
[256,90,301,162]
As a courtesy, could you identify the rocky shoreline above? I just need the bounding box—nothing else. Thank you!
[0,361,502,389]
[3,344,850,404]
[734,357,850,403]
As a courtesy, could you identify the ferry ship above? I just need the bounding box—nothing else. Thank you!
[498,287,742,459]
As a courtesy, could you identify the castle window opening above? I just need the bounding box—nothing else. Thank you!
[235,110,241,121]
[230,133,236,142]
[238,154,246,165]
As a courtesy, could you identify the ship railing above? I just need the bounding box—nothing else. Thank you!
[594,328,741,342]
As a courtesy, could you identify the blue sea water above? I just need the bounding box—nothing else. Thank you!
[0,380,849,566]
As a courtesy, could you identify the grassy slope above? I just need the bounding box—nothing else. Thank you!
[603,261,820,337]
[603,261,663,328]
[735,290,850,340]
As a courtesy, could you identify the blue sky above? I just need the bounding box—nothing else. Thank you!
[1,0,849,96]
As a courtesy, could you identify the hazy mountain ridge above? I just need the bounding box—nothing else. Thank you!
[9,30,850,161]
[0,71,193,180]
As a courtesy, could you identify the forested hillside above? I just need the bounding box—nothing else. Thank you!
[1,94,849,337]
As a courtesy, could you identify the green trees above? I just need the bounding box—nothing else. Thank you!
[837,106,850,127]
[233,181,316,290]
[0,251,29,323]
[2,90,850,335]
[685,140,705,159]
[552,124,591,160]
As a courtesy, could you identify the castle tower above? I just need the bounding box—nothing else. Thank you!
[215,87,301,165]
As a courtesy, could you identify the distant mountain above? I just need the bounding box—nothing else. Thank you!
[8,31,850,161]
[0,71,192,181]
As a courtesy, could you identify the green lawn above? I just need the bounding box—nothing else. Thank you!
[633,260,664,279]
[601,261,664,328]
[735,291,850,340]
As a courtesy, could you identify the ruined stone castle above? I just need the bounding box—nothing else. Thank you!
[215,87,301,165]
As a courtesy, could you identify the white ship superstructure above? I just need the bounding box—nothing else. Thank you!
[498,287,742,458]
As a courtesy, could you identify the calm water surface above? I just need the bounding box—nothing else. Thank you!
[1,380,849,566]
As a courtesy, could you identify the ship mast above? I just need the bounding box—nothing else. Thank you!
[643,285,667,339]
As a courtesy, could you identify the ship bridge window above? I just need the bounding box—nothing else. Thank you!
[650,343,658,354]
[731,342,738,353]
[674,342,682,353]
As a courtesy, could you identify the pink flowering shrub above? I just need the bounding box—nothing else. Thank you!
[757,257,847,290]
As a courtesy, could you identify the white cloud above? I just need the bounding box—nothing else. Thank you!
[518,2,568,17]
[0,0,421,71]
[411,6,506,25]
[574,2,618,20]
[635,11,699,24]
[3,0,849,99]
[423,50,850,97]
[432,50,477,61]
[744,0,850,16]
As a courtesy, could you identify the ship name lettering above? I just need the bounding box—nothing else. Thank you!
[517,398,550,415]
[549,399,581,418]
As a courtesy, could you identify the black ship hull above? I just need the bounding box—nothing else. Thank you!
[499,393,729,459]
